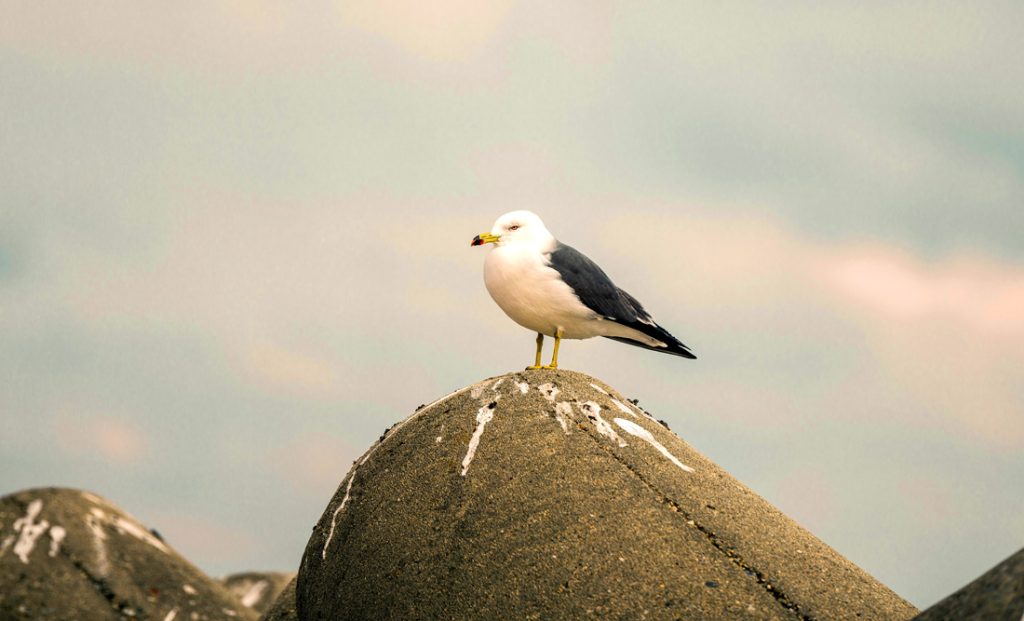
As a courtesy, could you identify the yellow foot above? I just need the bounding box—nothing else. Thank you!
[525,365,542,370]
[541,364,558,369]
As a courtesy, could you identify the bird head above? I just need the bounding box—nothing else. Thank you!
[471,211,554,250]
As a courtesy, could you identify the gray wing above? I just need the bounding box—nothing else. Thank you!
[548,243,696,359]
[548,243,642,322]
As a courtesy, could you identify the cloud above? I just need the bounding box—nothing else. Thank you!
[600,208,1024,448]
[239,342,342,399]
[269,433,358,495]
[52,412,148,464]
[337,0,515,62]
[144,510,256,566]
[824,246,1024,336]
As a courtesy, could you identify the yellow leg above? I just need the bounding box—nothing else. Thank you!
[545,329,563,369]
[526,333,544,370]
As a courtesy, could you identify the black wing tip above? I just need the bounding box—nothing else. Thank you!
[604,336,697,360]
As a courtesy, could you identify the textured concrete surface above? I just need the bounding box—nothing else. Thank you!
[222,571,295,615]
[0,487,256,621]
[259,577,297,621]
[298,369,918,620]
[913,547,1023,620]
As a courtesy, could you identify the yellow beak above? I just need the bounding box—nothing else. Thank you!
[471,232,501,247]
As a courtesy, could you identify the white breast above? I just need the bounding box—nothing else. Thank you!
[483,244,600,339]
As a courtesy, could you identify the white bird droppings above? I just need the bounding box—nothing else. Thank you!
[580,402,626,447]
[491,378,504,390]
[240,580,269,608]
[589,383,609,395]
[516,381,529,394]
[12,499,50,564]
[48,526,66,557]
[611,398,638,418]
[323,472,357,559]
[112,515,170,553]
[182,584,197,595]
[87,506,169,554]
[85,509,110,576]
[461,403,496,476]
[614,418,695,473]
[0,535,14,557]
[163,608,179,621]
[537,383,560,401]
[553,402,573,434]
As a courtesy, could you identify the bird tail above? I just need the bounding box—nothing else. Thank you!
[604,324,697,359]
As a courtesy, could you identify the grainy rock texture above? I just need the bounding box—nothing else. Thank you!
[258,577,297,621]
[912,547,1023,620]
[297,369,919,621]
[0,487,256,621]
[222,571,294,615]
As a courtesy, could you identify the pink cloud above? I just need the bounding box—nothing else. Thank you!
[269,433,358,494]
[53,413,148,464]
[238,341,342,400]
[142,510,256,566]
[601,208,1024,448]
[824,246,1024,337]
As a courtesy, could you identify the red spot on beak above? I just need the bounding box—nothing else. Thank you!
[471,235,483,246]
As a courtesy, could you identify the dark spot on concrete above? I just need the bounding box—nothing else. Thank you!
[705,580,719,588]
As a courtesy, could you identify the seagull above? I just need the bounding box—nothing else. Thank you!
[471,210,696,369]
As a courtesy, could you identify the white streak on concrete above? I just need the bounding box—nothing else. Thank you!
[423,384,476,412]
[111,515,170,553]
[461,404,496,476]
[323,472,358,559]
[0,535,14,557]
[80,491,115,509]
[222,609,238,617]
[435,424,445,444]
[491,378,504,390]
[12,499,50,564]
[324,382,489,559]
[537,383,559,402]
[614,418,695,472]
[516,381,529,394]
[85,509,110,576]
[86,505,169,554]
[589,383,609,395]
[163,608,179,621]
[611,398,638,418]
[240,580,269,608]
[553,402,573,434]
[580,402,626,447]
[182,584,197,595]
[48,526,66,557]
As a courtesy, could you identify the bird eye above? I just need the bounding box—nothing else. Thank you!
[509,225,520,231]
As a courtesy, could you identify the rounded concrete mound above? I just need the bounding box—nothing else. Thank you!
[0,487,256,621]
[298,369,918,621]
[912,547,1023,620]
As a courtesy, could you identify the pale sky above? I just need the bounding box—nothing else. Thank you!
[1,1,1022,609]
